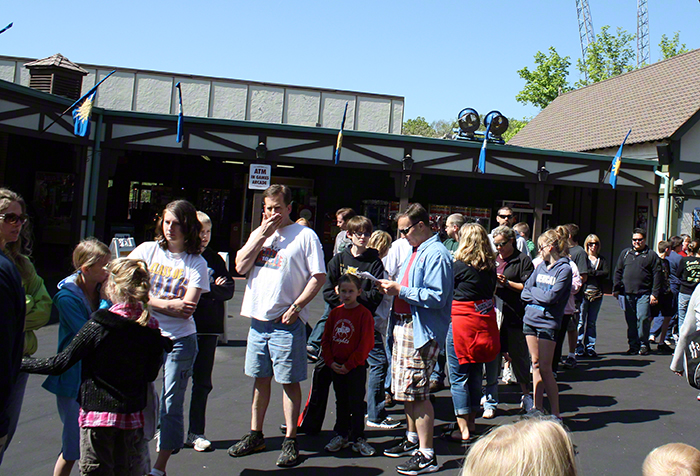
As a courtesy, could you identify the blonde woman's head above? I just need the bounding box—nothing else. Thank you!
[461,418,578,476]
[454,223,496,271]
[72,237,111,271]
[368,230,392,259]
[106,258,151,326]
[643,443,700,476]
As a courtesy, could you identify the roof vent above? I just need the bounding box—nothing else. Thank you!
[25,54,88,100]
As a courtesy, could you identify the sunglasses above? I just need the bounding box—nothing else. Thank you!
[498,214,513,219]
[587,242,599,246]
[399,222,418,236]
[494,241,508,248]
[632,238,644,243]
[0,213,28,225]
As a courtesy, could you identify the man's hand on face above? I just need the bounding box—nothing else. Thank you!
[261,212,283,238]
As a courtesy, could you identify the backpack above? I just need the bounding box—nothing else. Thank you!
[683,329,700,389]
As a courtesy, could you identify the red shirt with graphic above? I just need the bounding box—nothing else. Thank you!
[321,303,375,371]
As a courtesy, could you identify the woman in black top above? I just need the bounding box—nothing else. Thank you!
[576,234,609,358]
[677,240,700,331]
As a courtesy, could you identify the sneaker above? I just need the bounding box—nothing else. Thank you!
[396,451,439,475]
[352,437,376,456]
[482,408,496,419]
[384,437,419,458]
[639,345,650,356]
[501,365,517,384]
[276,438,300,467]
[480,395,487,407]
[586,349,598,358]
[697,393,700,402]
[657,343,673,354]
[520,395,534,413]
[227,432,266,457]
[324,434,349,452]
[575,347,585,357]
[625,347,640,355]
[385,392,396,408]
[367,417,402,429]
[185,432,212,452]
[563,356,577,369]
[428,380,445,393]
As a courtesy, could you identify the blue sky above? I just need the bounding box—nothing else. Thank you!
[2,0,699,125]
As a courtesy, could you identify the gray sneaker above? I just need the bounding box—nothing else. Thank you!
[276,438,300,467]
[227,432,265,457]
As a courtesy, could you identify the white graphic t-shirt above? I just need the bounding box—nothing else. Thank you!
[241,223,326,322]
[129,241,210,339]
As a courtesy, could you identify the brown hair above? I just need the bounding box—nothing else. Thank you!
[155,200,202,255]
[539,228,569,262]
[346,215,373,236]
[398,203,430,227]
[106,258,152,326]
[263,184,292,206]
[336,207,357,220]
[0,187,33,280]
[337,273,361,291]
[72,238,111,271]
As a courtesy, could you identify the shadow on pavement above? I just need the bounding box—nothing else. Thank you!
[241,465,383,475]
[565,408,673,432]
[561,393,617,413]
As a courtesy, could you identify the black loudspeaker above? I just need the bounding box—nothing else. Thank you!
[657,143,673,165]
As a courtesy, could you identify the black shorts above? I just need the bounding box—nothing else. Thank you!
[523,323,557,341]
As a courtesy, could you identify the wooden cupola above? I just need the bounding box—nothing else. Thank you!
[25,54,88,100]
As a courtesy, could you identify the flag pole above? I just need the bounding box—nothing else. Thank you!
[41,70,117,134]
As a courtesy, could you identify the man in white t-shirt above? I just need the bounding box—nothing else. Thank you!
[228,184,326,468]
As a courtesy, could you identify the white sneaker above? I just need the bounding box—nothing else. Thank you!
[325,434,350,452]
[482,408,496,419]
[502,365,517,384]
[480,395,487,407]
[352,437,376,456]
[186,432,212,452]
[520,395,534,412]
[366,417,402,429]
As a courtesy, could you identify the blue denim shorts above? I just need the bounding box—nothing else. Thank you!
[523,323,557,341]
[245,318,307,384]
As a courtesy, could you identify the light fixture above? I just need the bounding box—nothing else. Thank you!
[256,142,267,160]
[537,166,550,182]
[402,154,414,172]
[484,111,509,138]
[201,155,211,161]
[222,160,244,165]
[277,164,295,169]
[457,108,480,134]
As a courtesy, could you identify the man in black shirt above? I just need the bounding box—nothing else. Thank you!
[613,228,662,355]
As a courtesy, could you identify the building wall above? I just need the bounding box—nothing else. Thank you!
[0,56,404,134]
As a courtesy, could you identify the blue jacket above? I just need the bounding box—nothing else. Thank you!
[42,273,109,398]
[397,234,454,349]
[522,257,572,330]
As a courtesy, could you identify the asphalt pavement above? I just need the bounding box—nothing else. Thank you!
[4,286,700,476]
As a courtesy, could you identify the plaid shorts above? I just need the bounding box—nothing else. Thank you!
[391,317,439,402]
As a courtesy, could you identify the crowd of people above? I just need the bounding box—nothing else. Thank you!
[2,183,700,475]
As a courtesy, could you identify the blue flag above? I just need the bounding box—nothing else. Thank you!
[176,82,184,143]
[72,90,96,137]
[477,121,492,174]
[0,23,12,35]
[334,102,348,165]
[609,129,632,189]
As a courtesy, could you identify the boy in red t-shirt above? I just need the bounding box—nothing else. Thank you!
[321,274,376,456]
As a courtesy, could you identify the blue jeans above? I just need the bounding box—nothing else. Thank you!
[578,297,603,351]
[0,372,28,466]
[446,324,483,415]
[366,331,388,423]
[160,334,198,451]
[307,302,331,351]
[482,356,499,410]
[623,294,651,351]
[678,292,692,331]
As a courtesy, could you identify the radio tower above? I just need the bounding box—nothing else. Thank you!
[637,0,650,66]
[576,0,595,80]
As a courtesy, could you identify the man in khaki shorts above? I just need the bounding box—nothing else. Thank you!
[379,203,453,475]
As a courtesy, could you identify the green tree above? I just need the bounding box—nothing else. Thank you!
[402,116,437,137]
[502,117,531,143]
[660,32,689,59]
[431,119,457,138]
[516,47,573,109]
[576,25,636,87]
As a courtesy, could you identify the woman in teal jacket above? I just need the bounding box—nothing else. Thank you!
[42,238,110,476]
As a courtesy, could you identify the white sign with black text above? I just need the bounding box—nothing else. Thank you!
[249,164,271,190]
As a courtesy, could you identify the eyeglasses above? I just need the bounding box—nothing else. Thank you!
[632,238,644,243]
[399,222,418,236]
[494,241,508,248]
[498,214,513,219]
[587,242,600,247]
[538,243,551,252]
[0,213,28,225]
[353,231,371,238]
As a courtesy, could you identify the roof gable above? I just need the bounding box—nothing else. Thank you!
[509,48,700,152]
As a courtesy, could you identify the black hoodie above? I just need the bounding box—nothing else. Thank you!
[323,246,384,315]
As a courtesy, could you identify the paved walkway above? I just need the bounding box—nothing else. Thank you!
[4,287,700,476]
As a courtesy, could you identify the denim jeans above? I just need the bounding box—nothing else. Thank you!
[160,333,198,451]
[188,334,219,436]
[307,302,331,351]
[0,372,28,466]
[678,292,692,331]
[366,331,388,423]
[445,324,483,415]
[482,356,499,410]
[578,297,603,351]
[623,294,651,350]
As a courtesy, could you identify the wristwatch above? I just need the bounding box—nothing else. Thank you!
[291,303,302,313]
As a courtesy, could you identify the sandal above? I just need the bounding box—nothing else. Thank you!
[439,430,479,445]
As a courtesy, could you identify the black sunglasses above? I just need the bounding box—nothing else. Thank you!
[0,213,28,225]
[399,222,418,236]
[632,238,644,242]
[498,214,513,219]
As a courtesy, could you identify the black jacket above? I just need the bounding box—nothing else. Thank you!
[613,246,662,297]
[584,255,610,293]
[193,247,235,334]
[495,249,534,328]
[323,247,384,315]
[21,309,172,414]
